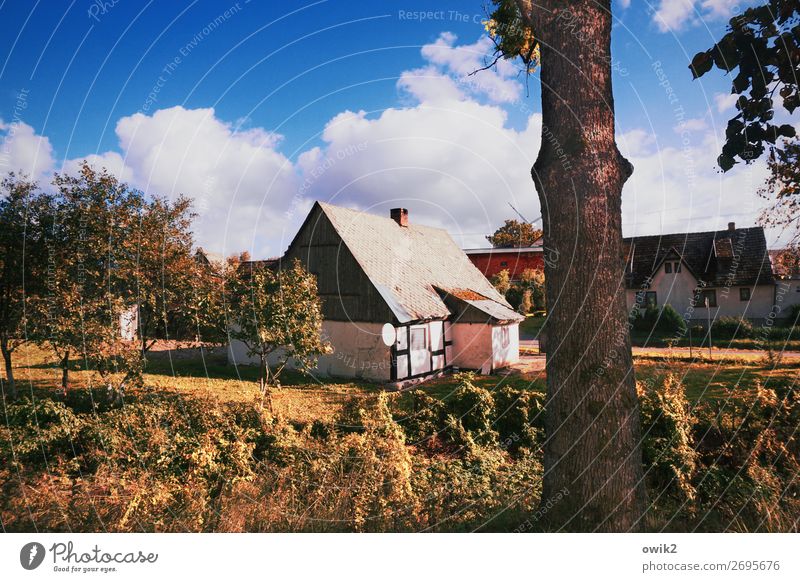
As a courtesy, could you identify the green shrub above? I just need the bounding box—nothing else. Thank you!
[786,303,800,329]
[631,304,687,334]
[638,375,698,510]
[492,386,544,450]
[505,286,522,310]
[334,397,369,434]
[446,373,497,445]
[712,316,753,339]
[393,389,446,445]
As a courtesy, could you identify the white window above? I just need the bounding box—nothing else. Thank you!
[410,328,426,351]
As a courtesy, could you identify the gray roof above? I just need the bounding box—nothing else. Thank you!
[318,202,523,324]
[623,226,775,288]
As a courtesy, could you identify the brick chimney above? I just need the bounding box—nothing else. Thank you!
[390,208,409,227]
[728,222,736,232]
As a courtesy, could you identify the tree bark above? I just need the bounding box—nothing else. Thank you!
[529,1,646,531]
[1,340,16,400]
[60,351,70,392]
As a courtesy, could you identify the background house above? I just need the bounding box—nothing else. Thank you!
[623,223,785,325]
[228,202,523,384]
[464,242,544,281]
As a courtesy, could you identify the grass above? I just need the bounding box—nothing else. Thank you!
[7,341,798,418]
[630,330,800,351]
[519,315,546,339]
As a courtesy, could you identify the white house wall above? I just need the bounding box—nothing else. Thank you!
[450,323,493,372]
[625,260,777,323]
[491,323,520,369]
[228,320,391,382]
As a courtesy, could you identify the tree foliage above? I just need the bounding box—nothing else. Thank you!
[0,174,45,399]
[486,218,543,248]
[1,163,224,400]
[691,0,800,170]
[225,258,329,393]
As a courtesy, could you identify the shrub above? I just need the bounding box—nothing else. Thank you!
[712,316,753,339]
[631,305,687,334]
[446,374,497,445]
[519,288,533,315]
[786,303,800,329]
[638,375,698,510]
[492,386,544,450]
[392,389,446,445]
[505,286,522,310]
[334,397,369,434]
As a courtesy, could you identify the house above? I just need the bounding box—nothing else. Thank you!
[464,242,544,281]
[623,223,784,325]
[227,202,524,384]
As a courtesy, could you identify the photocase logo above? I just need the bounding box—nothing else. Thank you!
[20,542,46,570]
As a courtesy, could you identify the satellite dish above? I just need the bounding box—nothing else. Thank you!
[381,323,396,346]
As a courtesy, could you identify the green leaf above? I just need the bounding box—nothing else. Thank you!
[690,52,713,78]
[717,153,736,171]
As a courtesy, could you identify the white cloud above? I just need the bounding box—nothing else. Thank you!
[653,0,751,32]
[419,33,523,104]
[714,92,739,113]
[673,116,709,133]
[621,126,770,239]
[0,121,54,181]
[0,31,779,257]
[111,106,299,256]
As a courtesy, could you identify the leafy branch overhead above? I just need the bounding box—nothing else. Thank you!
[483,0,540,72]
[691,0,800,170]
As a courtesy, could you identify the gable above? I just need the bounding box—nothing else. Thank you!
[284,204,394,323]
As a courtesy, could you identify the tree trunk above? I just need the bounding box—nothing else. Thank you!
[1,341,16,400]
[529,1,646,531]
[60,351,70,392]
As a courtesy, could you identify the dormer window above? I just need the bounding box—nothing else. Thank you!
[665,262,672,274]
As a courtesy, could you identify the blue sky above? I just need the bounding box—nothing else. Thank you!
[0,0,784,257]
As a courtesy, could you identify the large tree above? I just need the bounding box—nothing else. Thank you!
[33,163,145,392]
[128,195,223,353]
[486,1,646,531]
[0,174,46,400]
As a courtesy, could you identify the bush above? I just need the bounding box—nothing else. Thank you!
[712,316,753,339]
[786,303,800,329]
[638,376,698,510]
[446,374,497,445]
[631,304,687,334]
[392,390,446,445]
[334,397,369,434]
[505,286,522,310]
[492,386,544,450]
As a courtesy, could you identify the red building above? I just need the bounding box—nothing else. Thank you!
[464,245,545,280]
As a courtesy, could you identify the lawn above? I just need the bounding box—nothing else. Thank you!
[519,315,546,339]
[7,341,798,418]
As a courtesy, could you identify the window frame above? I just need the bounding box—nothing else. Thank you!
[410,327,427,352]
[664,262,672,274]
[699,289,717,308]
[739,287,751,301]
[645,291,657,309]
